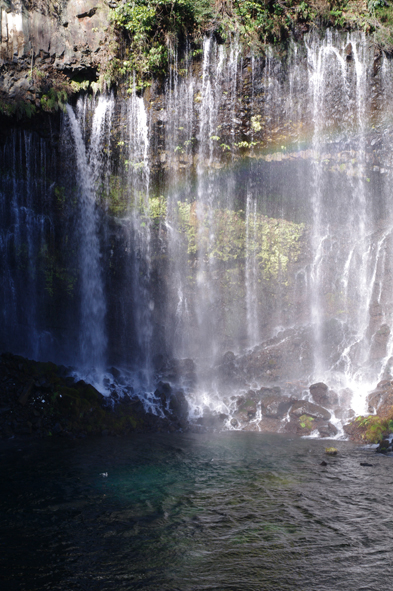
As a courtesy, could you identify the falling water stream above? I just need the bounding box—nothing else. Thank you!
[2,32,393,430]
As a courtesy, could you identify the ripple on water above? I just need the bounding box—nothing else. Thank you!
[0,432,392,590]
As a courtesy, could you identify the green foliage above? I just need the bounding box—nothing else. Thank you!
[108,1,393,82]
[299,414,314,430]
[109,0,213,84]
[354,411,393,443]
[0,99,36,119]
[368,0,386,13]
[41,87,69,113]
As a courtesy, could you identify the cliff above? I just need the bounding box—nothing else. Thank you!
[1,1,393,116]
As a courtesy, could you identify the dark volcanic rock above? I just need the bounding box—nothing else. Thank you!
[317,422,338,437]
[260,393,293,419]
[169,389,189,421]
[309,382,338,407]
[367,381,393,416]
[236,327,314,383]
[0,352,187,439]
[235,390,258,421]
[376,438,393,453]
[290,400,331,421]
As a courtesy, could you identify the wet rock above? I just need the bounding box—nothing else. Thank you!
[290,400,331,421]
[222,351,236,364]
[158,358,196,386]
[260,393,293,419]
[376,438,392,453]
[218,351,238,383]
[169,389,189,421]
[309,382,338,407]
[317,422,338,438]
[0,352,188,438]
[108,367,121,380]
[235,390,258,421]
[236,327,314,383]
[325,447,338,455]
[257,386,282,398]
[334,407,355,421]
[154,381,172,407]
[367,382,393,416]
[370,323,390,360]
[18,380,34,406]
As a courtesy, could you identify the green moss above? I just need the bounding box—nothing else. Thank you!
[299,414,314,430]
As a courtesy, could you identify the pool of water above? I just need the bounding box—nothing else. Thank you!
[1,432,392,590]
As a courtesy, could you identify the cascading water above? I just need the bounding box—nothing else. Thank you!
[66,94,114,374]
[126,86,152,379]
[0,130,56,359]
[3,31,393,434]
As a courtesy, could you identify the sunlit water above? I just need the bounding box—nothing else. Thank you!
[1,433,392,590]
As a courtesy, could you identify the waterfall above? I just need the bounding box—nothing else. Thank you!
[0,131,55,359]
[126,86,152,379]
[4,31,393,432]
[66,94,114,372]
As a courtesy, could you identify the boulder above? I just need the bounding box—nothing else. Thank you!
[309,382,338,407]
[376,439,393,453]
[290,400,331,421]
[318,422,338,438]
[169,389,189,421]
[334,407,355,421]
[260,393,293,419]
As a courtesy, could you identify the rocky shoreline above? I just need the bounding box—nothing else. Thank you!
[3,349,393,446]
[0,352,189,440]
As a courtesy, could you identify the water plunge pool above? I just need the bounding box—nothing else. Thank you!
[1,432,391,590]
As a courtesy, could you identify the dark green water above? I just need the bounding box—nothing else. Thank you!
[1,432,392,590]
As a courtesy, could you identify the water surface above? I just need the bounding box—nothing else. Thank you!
[1,432,391,590]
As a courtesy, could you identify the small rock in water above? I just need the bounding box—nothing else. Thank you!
[325,447,338,456]
[320,460,328,466]
[360,462,373,467]
[376,439,392,453]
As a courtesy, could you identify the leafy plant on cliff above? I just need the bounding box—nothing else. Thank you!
[109,0,213,86]
[108,1,393,83]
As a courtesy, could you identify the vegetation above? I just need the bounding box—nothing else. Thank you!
[109,1,393,84]
[353,413,393,443]
[299,414,314,430]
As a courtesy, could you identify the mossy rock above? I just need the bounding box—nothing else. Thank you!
[325,447,338,455]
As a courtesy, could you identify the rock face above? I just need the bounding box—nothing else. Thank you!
[0,352,190,439]
[235,327,314,384]
[367,380,393,417]
[0,0,110,67]
[0,0,111,106]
